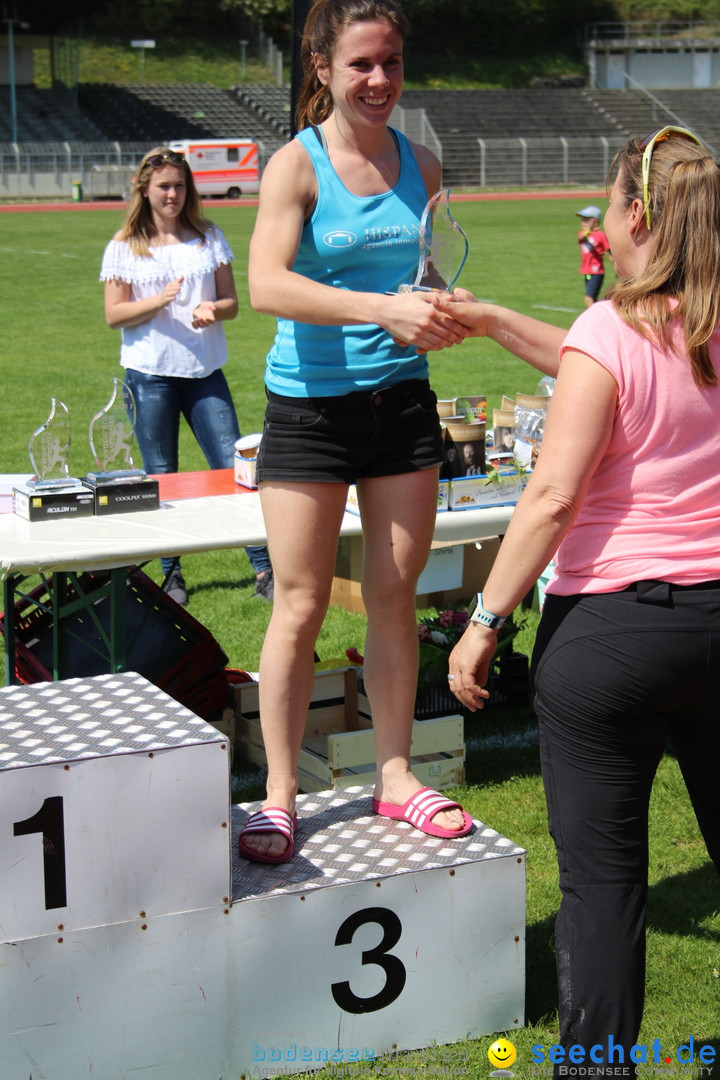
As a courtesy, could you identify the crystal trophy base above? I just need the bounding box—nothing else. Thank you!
[12,480,96,522]
[84,470,160,516]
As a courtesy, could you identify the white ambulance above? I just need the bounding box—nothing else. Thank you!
[168,138,260,197]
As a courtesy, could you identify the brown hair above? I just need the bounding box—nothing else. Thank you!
[608,135,720,387]
[120,147,213,256]
[295,0,409,131]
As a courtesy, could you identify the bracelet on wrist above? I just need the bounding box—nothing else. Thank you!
[469,592,507,632]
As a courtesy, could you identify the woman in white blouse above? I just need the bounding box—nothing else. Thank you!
[101,147,272,604]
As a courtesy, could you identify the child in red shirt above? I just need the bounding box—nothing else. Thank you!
[576,205,612,308]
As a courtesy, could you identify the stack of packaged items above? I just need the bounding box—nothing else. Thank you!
[347,383,554,515]
[438,393,522,511]
[488,394,544,471]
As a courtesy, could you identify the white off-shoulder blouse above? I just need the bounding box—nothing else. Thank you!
[100,226,234,379]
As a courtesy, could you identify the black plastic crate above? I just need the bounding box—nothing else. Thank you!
[0,568,230,720]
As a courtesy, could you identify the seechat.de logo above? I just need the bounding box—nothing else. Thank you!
[489,1038,517,1076]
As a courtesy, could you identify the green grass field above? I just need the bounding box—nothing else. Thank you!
[1,196,718,1077]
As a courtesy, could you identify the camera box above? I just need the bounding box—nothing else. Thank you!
[84,474,160,515]
[449,472,526,511]
[12,481,96,522]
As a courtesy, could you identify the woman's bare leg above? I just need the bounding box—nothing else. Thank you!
[358,468,466,832]
[242,480,349,859]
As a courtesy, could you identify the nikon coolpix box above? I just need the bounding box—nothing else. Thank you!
[12,481,96,521]
[84,474,160,515]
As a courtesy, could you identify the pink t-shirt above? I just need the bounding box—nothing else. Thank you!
[548,300,720,595]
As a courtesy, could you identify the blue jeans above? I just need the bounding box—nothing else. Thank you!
[124,368,271,577]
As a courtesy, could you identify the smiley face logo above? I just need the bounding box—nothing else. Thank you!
[488,1038,517,1070]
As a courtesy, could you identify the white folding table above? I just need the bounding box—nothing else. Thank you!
[1,470,514,683]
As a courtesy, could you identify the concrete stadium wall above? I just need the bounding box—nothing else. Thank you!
[0,170,76,199]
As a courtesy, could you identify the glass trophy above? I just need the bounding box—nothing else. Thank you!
[12,400,95,520]
[399,189,469,293]
[84,378,159,514]
[87,378,144,482]
[26,399,82,490]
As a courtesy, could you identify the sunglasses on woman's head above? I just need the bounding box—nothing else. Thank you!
[640,125,703,230]
[145,151,186,169]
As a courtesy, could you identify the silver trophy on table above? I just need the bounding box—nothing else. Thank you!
[87,378,144,483]
[399,188,469,293]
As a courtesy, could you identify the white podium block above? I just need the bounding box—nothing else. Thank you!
[1,693,525,1079]
[0,672,231,941]
[230,788,525,1071]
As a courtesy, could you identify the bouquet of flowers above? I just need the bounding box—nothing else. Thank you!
[345,613,526,712]
[346,608,523,693]
[417,607,523,688]
[417,608,471,686]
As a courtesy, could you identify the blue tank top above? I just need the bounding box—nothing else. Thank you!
[265,126,431,397]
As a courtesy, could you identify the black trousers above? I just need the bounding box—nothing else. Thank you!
[532,582,720,1073]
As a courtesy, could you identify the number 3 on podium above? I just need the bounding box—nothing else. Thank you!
[332,907,406,1013]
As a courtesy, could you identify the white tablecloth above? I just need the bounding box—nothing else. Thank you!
[0,491,514,579]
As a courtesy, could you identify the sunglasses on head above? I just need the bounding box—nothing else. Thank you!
[640,125,703,230]
[145,151,185,170]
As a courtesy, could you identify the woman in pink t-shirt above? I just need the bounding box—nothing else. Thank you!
[439,129,720,1072]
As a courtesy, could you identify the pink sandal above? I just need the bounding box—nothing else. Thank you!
[237,807,297,864]
[372,787,473,839]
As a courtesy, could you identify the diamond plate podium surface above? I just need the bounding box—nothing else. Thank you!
[232,785,524,899]
[0,670,223,767]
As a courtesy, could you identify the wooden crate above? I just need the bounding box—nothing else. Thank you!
[232,667,466,793]
[207,705,236,762]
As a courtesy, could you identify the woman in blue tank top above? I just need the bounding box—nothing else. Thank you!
[240,0,473,863]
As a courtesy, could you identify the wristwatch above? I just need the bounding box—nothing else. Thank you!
[469,592,507,631]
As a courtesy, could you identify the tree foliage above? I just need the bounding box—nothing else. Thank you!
[220,0,616,54]
[402,0,614,54]
[613,0,720,19]
[88,0,240,36]
[81,0,720,54]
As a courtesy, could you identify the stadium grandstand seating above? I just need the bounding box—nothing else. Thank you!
[4,84,720,189]
[398,87,720,185]
[232,85,720,183]
[0,86,106,142]
[77,83,287,153]
[234,86,292,139]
